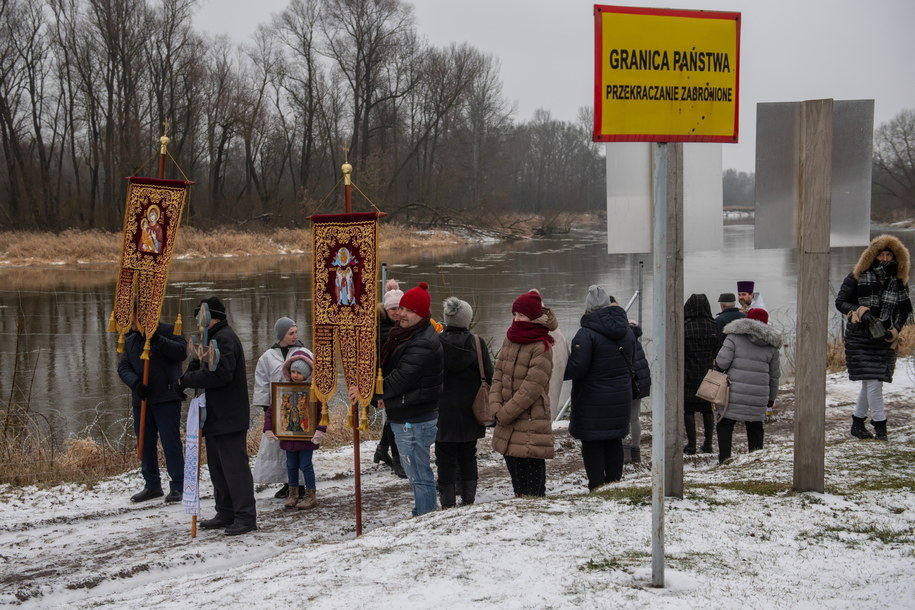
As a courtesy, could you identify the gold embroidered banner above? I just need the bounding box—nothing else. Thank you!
[109,177,190,357]
[310,212,381,406]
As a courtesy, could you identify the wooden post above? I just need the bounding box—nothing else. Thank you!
[793,99,833,492]
[664,142,685,499]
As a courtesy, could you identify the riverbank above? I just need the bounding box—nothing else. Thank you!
[1,367,913,607]
[0,225,478,268]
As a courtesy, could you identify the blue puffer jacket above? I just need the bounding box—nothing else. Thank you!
[564,305,636,441]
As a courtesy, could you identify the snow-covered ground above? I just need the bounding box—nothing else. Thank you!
[2,366,914,609]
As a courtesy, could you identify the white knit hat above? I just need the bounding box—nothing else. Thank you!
[382,279,403,311]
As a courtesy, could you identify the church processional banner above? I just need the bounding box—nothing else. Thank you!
[109,177,190,356]
[310,213,381,407]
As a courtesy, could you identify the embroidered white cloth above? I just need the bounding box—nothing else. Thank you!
[182,393,204,515]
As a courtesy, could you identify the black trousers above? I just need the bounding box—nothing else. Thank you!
[435,440,478,486]
[378,421,400,458]
[205,430,257,526]
[685,410,715,450]
[716,418,764,463]
[503,455,546,497]
[580,439,624,491]
[133,400,184,491]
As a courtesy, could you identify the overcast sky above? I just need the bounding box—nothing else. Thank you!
[193,0,915,173]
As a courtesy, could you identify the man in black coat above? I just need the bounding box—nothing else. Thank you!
[714,292,746,349]
[180,296,257,536]
[118,320,187,503]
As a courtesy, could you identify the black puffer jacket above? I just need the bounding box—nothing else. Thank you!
[380,321,444,423]
[630,323,651,399]
[118,322,187,407]
[437,328,493,443]
[835,235,913,382]
[181,320,250,437]
[564,304,636,441]
[684,294,719,413]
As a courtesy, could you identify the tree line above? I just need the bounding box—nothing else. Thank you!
[0,0,606,231]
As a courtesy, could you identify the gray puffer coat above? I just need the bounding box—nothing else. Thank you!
[715,318,781,422]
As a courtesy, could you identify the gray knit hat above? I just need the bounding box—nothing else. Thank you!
[443,296,473,329]
[274,317,296,342]
[585,285,611,312]
[290,358,312,380]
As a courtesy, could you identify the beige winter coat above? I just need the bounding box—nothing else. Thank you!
[489,328,555,460]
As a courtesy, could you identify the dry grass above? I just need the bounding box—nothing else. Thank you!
[0,414,135,486]
[0,221,478,268]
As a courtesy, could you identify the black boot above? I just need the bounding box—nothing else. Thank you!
[630,446,641,463]
[273,483,289,499]
[392,457,407,479]
[373,445,393,467]
[872,419,888,441]
[851,416,874,439]
[461,479,478,505]
[700,412,715,453]
[684,411,697,455]
[438,483,456,508]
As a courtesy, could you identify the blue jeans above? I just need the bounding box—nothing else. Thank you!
[390,420,438,516]
[285,449,316,488]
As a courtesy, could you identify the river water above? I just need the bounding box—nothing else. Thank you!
[1,223,911,443]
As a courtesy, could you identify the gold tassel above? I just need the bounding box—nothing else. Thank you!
[116,332,125,353]
[141,335,151,360]
[107,311,117,332]
[375,368,383,395]
[319,401,329,427]
[344,403,355,429]
[174,313,182,335]
[358,403,369,432]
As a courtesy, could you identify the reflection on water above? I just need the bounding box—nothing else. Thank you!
[1,224,912,443]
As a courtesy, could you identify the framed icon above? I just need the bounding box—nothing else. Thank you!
[270,382,317,441]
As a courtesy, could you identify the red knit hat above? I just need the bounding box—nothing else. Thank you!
[512,290,543,319]
[400,282,431,318]
[747,308,769,324]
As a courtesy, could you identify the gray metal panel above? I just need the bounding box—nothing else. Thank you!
[683,143,723,253]
[606,142,652,254]
[830,100,873,247]
[755,102,799,249]
[754,100,873,249]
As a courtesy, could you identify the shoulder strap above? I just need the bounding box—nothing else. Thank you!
[474,335,486,381]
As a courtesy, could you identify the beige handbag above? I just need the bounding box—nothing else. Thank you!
[696,369,730,422]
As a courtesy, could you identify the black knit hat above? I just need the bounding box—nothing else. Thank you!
[194,296,227,320]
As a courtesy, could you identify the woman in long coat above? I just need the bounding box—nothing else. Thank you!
[490,290,555,497]
[835,234,913,440]
[436,297,493,507]
[564,286,637,490]
[715,308,781,463]
[683,294,719,454]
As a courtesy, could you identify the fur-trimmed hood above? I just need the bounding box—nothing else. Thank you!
[532,306,559,331]
[722,317,782,349]
[853,234,910,282]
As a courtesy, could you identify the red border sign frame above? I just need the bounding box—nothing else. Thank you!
[594,4,741,143]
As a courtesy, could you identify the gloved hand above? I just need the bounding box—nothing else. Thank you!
[265,430,278,442]
[311,430,325,446]
[849,305,871,324]
[135,382,149,400]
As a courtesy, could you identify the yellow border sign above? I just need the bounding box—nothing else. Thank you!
[594,5,740,143]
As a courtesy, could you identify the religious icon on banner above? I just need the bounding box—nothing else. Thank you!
[310,212,382,406]
[108,177,191,356]
[271,382,318,441]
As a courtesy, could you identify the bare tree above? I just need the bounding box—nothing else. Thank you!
[873,108,915,221]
